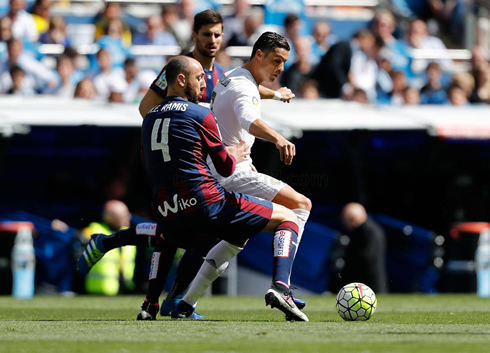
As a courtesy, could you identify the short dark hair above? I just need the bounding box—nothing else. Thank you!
[9,64,24,76]
[124,57,136,67]
[284,13,299,28]
[193,9,223,34]
[250,32,290,59]
[166,56,190,86]
[353,28,374,40]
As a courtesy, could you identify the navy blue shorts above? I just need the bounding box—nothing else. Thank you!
[158,191,273,248]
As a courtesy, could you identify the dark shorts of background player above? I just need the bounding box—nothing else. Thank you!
[157,191,273,249]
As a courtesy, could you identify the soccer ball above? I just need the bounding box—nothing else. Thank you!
[336,282,377,321]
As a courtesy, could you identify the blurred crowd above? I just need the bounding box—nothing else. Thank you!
[1,0,490,106]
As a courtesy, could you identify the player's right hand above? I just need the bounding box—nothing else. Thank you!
[226,140,250,164]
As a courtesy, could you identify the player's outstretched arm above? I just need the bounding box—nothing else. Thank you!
[249,119,295,165]
[139,89,165,118]
[258,85,295,103]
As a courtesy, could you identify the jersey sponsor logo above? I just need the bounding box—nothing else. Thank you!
[149,252,161,280]
[158,194,197,217]
[156,71,167,90]
[252,96,259,106]
[135,223,157,236]
[274,230,292,257]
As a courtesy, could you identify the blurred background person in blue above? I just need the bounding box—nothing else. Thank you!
[420,62,448,104]
[226,11,263,47]
[95,18,131,69]
[94,1,131,47]
[39,16,70,47]
[309,21,332,66]
[222,0,250,47]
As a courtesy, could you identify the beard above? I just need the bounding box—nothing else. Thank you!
[185,85,200,104]
[196,43,216,58]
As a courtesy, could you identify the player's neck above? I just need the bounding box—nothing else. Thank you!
[242,61,262,86]
[192,49,214,71]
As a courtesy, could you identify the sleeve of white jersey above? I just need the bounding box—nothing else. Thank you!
[232,80,261,132]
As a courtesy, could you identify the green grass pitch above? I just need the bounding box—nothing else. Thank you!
[1,294,489,352]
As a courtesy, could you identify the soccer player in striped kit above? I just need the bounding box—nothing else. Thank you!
[138,56,308,321]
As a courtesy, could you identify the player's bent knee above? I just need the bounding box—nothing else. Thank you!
[298,195,312,211]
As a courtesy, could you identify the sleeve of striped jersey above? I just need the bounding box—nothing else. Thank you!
[149,65,168,98]
[233,83,261,132]
[201,112,236,177]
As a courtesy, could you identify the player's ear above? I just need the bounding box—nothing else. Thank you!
[177,73,186,88]
[256,49,264,62]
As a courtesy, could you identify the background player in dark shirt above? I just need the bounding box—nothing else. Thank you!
[139,9,295,117]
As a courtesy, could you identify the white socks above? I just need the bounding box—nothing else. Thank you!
[182,240,243,307]
[289,208,310,284]
[292,208,310,244]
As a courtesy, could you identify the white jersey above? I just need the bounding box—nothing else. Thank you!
[208,67,261,182]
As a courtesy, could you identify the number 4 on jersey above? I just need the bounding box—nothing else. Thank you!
[151,118,171,162]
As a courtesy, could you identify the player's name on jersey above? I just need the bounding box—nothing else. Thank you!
[149,102,189,114]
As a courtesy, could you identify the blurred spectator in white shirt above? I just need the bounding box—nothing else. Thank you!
[92,48,127,100]
[6,64,34,95]
[0,38,56,93]
[44,54,77,98]
[8,0,38,43]
[122,57,154,103]
[405,18,452,72]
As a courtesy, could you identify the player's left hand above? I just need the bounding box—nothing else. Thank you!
[275,136,296,165]
[278,87,295,103]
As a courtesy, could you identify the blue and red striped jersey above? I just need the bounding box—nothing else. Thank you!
[150,53,226,103]
[142,96,232,221]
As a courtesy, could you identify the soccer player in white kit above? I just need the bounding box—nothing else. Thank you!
[173,32,312,320]
[209,32,311,252]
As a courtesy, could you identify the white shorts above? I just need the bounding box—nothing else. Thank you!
[219,170,287,201]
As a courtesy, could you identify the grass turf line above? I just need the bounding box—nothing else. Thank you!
[0,294,489,353]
